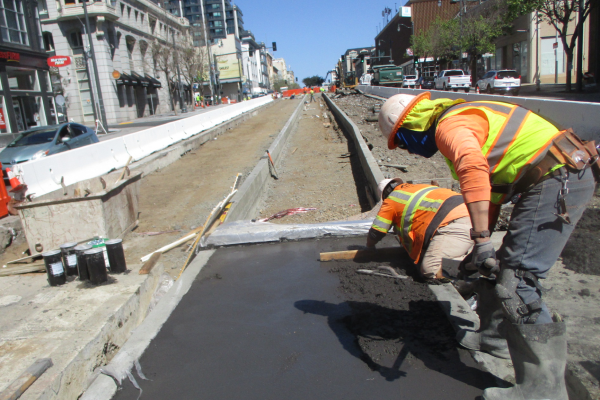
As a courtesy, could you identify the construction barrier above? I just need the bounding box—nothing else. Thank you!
[359,85,600,141]
[283,88,326,97]
[13,96,273,199]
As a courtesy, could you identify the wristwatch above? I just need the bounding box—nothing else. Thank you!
[470,229,491,240]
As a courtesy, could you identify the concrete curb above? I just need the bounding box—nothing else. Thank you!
[226,98,305,221]
[323,93,384,200]
[80,250,216,400]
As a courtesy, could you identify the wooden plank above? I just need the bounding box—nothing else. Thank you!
[139,252,161,275]
[0,264,46,277]
[0,358,52,400]
[319,247,404,262]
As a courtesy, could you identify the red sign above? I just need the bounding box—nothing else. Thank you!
[47,56,71,67]
[0,106,6,130]
[553,42,558,49]
[0,52,19,62]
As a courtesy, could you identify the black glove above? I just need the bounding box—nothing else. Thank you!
[459,241,498,278]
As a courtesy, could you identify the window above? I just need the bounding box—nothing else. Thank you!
[214,28,223,35]
[42,31,54,51]
[213,20,222,27]
[0,0,29,45]
[190,6,198,12]
[120,3,124,15]
[70,30,83,48]
[210,3,219,8]
[37,0,47,16]
[6,66,39,91]
[226,26,234,34]
[134,10,138,21]
[212,11,221,17]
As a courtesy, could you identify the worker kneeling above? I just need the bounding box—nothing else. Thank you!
[367,178,472,282]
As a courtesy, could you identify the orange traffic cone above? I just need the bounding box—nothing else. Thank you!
[476,86,480,94]
[6,168,25,192]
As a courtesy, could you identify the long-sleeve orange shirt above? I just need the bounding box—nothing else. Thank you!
[435,110,491,204]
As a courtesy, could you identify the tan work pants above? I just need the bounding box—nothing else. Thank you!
[420,217,472,279]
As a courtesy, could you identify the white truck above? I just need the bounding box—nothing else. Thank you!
[434,70,471,92]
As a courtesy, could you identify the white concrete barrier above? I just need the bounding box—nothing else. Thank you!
[16,97,273,198]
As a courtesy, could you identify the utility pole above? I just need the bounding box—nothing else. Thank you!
[172,29,186,112]
[536,12,540,90]
[76,19,98,125]
[81,0,108,130]
[555,31,558,84]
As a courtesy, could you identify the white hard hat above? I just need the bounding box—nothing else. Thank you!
[378,92,430,149]
[377,178,404,201]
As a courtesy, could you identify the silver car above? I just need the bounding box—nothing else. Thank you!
[476,70,521,95]
[0,123,99,185]
[402,75,418,88]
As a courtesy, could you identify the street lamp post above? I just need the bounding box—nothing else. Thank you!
[536,12,540,90]
[172,30,186,113]
[81,0,108,130]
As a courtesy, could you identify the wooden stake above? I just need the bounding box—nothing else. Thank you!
[319,247,404,262]
[115,156,133,184]
[0,358,52,400]
[139,252,161,275]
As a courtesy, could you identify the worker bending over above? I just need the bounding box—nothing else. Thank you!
[367,178,472,282]
[378,92,598,400]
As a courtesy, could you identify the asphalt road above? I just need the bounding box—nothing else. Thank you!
[112,237,496,400]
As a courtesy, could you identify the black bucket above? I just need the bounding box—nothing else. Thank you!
[43,249,66,286]
[85,248,108,285]
[74,244,92,281]
[60,242,78,276]
[105,239,127,273]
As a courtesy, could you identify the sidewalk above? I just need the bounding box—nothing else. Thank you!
[509,83,600,103]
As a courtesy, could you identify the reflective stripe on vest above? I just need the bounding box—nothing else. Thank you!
[373,184,464,262]
[438,101,562,204]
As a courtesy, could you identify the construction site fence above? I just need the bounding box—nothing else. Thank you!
[282,86,336,97]
[359,85,600,141]
[13,96,273,199]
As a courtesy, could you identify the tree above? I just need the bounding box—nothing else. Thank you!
[151,38,177,115]
[461,14,503,83]
[179,31,209,97]
[504,0,598,91]
[302,75,325,87]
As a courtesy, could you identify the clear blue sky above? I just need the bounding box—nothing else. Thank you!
[236,0,408,86]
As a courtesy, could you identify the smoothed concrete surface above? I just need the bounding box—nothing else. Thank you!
[112,237,491,400]
[0,258,164,399]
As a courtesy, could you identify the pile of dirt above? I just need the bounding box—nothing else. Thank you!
[327,257,459,378]
[332,93,455,183]
[561,195,600,276]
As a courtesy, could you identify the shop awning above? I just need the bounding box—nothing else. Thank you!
[131,72,151,87]
[116,72,133,85]
[146,74,162,88]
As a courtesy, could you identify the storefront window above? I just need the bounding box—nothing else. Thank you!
[0,96,11,134]
[0,0,29,46]
[6,66,40,91]
[35,96,47,127]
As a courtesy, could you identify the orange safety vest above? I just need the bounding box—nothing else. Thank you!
[371,183,467,263]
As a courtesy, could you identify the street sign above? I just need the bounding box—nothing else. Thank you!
[553,42,558,49]
[401,6,411,17]
[55,95,65,106]
[47,56,71,67]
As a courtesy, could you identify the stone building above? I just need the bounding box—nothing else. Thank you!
[41,0,191,125]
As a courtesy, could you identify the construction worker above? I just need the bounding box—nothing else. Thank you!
[320,87,325,97]
[367,178,472,282]
[309,89,315,103]
[378,92,598,400]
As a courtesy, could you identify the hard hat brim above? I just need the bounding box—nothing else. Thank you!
[387,92,431,150]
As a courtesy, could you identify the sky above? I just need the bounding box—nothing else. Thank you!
[236,0,409,87]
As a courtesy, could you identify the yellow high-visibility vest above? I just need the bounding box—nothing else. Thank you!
[438,101,563,204]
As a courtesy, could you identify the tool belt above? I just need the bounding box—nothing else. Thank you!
[492,128,600,199]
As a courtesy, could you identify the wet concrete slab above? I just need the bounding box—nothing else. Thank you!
[113,237,490,399]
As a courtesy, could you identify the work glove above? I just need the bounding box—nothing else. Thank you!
[458,241,498,278]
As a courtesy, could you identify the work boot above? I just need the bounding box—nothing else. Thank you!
[456,278,510,359]
[483,321,568,400]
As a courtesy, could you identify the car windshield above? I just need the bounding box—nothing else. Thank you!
[445,70,464,76]
[405,75,417,80]
[422,76,434,81]
[8,128,57,147]
[497,71,520,79]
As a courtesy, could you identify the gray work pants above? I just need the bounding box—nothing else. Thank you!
[497,168,595,324]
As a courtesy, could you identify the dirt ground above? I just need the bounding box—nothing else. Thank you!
[0,99,301,278]
[561,191,600,275]
[256,95,371,224]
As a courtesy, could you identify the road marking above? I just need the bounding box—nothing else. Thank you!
[119,121,133,125]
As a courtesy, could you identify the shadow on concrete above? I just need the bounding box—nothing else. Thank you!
[295,299,500,391]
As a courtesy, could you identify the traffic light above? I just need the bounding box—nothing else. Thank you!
[272,42,277,51]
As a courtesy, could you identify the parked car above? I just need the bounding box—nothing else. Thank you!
[476,70,521,95]
[434,70,471,92]
[0,123,99,184]
[402,75,419,88]
[416,76,435,90]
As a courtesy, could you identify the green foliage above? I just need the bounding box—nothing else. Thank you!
[302,75,325,87]
[461,15,503,57]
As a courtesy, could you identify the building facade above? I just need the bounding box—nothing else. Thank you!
[42,0,191,125]
[0,0,55,137]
